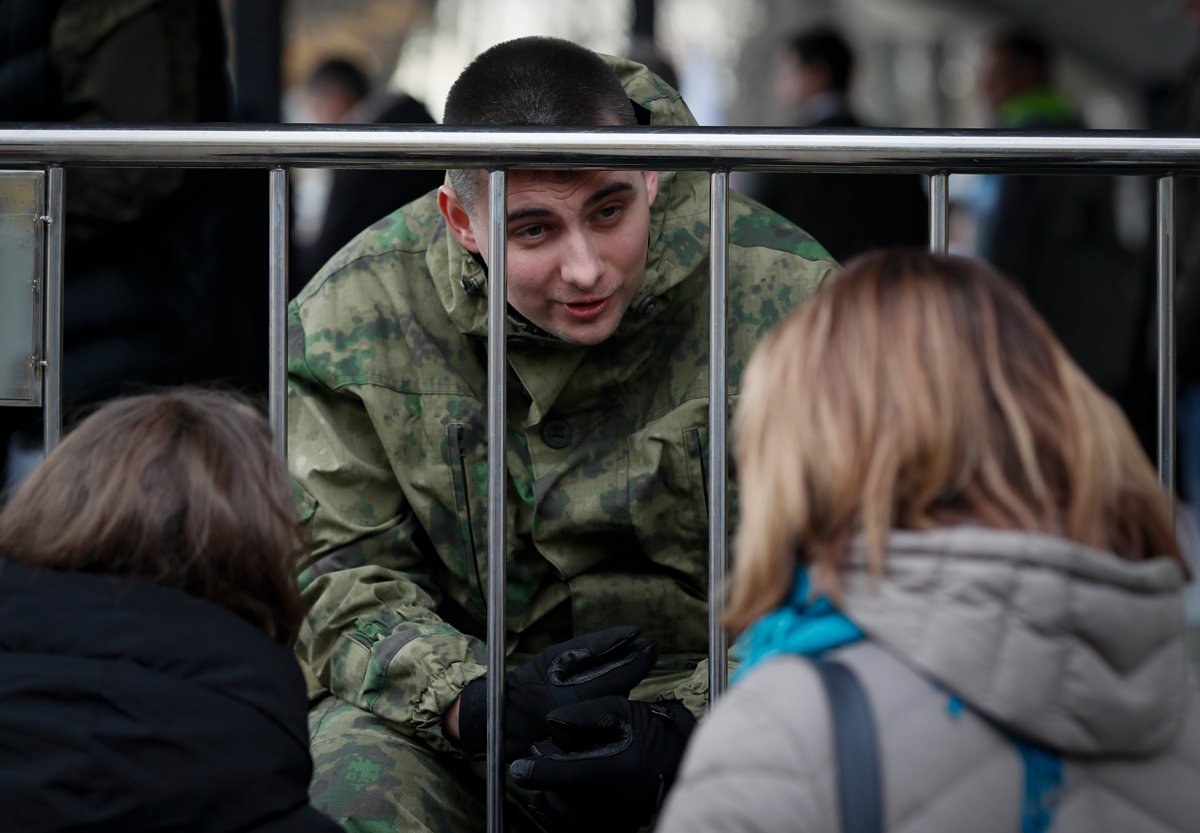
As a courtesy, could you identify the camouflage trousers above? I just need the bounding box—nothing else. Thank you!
[308,694,544,833]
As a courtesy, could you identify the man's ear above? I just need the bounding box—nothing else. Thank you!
[438,185,484,255]
[642,171,660,208]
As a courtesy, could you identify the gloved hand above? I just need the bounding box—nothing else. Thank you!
[454,625,658,761]
[508,694,697,833]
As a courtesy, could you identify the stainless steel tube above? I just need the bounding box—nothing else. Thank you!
[268,167,288,460]
[4,127,1200,174]
[1157,175,1176,497]
[486,169,509,833]
[43,166,64,452]
[929,172,949,253]
[708,171,729,703]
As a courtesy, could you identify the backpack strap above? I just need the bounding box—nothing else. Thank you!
[812,658,883,833]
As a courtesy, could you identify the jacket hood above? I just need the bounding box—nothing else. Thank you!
[426,54,709,350]
[839,526,1191,757]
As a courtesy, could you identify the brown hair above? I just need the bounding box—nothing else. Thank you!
[0,389,305,644]
[726,249,1182,635]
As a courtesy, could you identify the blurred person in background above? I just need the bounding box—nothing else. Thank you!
[753,25,927,262]
[975,29,1141,404]
[292,55,442,292]
[658,248,1200,833]
[0,390,340,833]
[303,57,371,126]
[0,0,267,492]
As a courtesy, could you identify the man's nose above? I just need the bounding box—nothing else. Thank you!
[558,231,604,290]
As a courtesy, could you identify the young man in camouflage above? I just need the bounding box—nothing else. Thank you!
[288,36,837,833]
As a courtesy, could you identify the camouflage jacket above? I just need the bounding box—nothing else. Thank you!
[288,57,837,752]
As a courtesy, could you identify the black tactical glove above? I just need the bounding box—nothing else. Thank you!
[454,626,658,762]
[508,694,697,833]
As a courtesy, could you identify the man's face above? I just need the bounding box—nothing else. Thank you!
[774,53,826,110]
[440,169,659,346]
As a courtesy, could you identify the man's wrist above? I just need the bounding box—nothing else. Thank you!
[450,677,489,756]
[444,694,462,740]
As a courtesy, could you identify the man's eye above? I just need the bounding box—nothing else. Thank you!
[596,205,621,220]
[514,224,546,239]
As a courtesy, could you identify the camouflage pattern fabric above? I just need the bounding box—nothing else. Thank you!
[289,55,837,831]
[308,694,540,833]
[308,663,704,833]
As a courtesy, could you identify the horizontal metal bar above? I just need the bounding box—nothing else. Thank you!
[3,126,1200,174]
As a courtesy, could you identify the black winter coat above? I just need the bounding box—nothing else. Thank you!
[0,558,341,833]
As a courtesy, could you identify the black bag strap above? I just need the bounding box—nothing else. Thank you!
[812,658,883,833]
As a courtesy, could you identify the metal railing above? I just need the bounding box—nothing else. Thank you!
[1,124,1195,831]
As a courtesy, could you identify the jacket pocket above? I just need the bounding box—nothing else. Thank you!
[684,426,709,525]
[447,423,487,614]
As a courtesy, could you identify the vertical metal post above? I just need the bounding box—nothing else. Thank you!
[708,171,729,704]
[486,169,509,833]
[268,167,288,461]
[929,172,949,253]
[43,166,65,453]
[1157,175,1176,500]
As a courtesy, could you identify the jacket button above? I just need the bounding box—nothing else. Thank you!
[634,295,656,318]
[541,418,572,449]
[461,276,483,297]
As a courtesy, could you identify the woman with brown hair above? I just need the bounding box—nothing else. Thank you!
[658,250,1200,833]
[0,390,340,832]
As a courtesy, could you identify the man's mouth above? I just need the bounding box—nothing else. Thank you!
[561,296,611,322]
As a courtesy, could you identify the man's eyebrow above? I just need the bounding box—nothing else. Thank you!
[582,181,634,209]
[504,181,635,225]
[506,206,554,224]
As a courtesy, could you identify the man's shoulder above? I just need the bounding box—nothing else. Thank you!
[727,191,834,263]
[288,192,464,390]
[294,191,445,310]
[714,194,838,356]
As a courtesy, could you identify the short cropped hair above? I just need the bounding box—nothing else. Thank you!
[789,26,854,93]
[726,249,1182,635]
[443,36,636,210]
[0,390,306,644]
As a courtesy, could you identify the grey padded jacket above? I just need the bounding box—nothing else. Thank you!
[657,526,1200,833]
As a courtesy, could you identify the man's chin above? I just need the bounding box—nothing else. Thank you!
[548,316,622,347]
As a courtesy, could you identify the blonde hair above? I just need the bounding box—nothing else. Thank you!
[726,249,1182,636]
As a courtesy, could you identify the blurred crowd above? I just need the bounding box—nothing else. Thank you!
[1,2,1199,832]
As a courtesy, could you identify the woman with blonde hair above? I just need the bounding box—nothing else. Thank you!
[0,390,340,833]
[658,249,1200,833]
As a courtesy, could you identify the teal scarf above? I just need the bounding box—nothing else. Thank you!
[732,565,1062,833]
[731,566,864,681]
